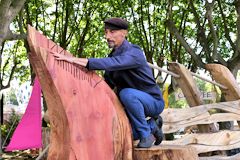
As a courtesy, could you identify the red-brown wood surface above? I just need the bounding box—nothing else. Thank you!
[27,25,133,160]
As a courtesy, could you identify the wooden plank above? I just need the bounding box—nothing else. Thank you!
[162,130,240,146]
[161,100,240,121]
[161,100,240,133]
[199,153,240,160]
[162,107,209,123]
[162,130,240,154]
[162,100,240,133]
[163,113,240,133]
[134,145,198,160]
[192,141,240,154]
[28,25,133,160]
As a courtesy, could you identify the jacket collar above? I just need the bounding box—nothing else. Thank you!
[113,39,130,56]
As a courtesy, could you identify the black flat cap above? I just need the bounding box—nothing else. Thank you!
[104,18,128,30]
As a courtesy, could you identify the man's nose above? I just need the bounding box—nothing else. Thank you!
[105,32,111,40]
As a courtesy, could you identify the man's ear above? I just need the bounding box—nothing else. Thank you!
[122,30,128,37]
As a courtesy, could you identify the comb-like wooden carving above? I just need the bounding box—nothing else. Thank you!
[27,25,133,160]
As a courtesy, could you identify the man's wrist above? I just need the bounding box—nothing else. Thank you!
[71,57,75,63]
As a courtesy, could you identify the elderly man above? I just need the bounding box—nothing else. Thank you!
[54,17,164,148]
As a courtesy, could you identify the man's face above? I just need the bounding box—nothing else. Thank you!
[104,29,128,48]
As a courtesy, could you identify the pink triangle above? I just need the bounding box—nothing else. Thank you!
[5,78,42,151]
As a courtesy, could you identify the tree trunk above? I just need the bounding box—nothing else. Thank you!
[27,26,133,160]
[0,0,26,45]
[0,94,3,124]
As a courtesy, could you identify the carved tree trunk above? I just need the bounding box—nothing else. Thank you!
[27,26,133,160]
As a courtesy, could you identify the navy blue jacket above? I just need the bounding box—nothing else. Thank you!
[87,40,163,100]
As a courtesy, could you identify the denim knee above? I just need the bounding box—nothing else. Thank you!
[119,88,133,102]
[119,88,137,110]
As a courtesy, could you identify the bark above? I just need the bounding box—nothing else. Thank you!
[0,42,4,89]
[205,1,218,60]
[0,46,19,90]
[165,19,205,68]
[130,7,147,54]
[235,0,240,54]
[0,0,26,45]
[189,0,211,61]
[60,0,72,49]
[217,0,235,50]
[52,0,59,42]
[205,1,227,65]
[227,0,240,73]
[140,0,150,61]
[0,94,3,124]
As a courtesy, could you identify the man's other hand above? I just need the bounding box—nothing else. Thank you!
[53,53,73,63]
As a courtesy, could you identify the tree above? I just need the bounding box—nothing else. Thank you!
[1,0,240,110]
[0,0,27,92]
[6,88,19,105]
[165,0,240,76]
[0,0,26,47]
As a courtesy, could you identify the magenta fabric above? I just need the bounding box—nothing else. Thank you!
[5,78,42,151]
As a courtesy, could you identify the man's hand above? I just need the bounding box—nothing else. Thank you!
[53,53,73,63]
[53,53,88,67]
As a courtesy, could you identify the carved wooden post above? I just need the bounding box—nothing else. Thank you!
[168,62,215,132]
[206,64,240,127]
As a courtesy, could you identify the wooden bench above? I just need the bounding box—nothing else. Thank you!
[135,63,240,160]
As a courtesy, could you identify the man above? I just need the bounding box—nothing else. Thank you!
[54,17,164,148]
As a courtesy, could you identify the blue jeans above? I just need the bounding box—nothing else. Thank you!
[119,88,164,139]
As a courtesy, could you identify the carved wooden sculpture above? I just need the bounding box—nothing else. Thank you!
[168,62,204,107]
[27,26,203,160]
[168,62,215,132]
[206,64,240,101]
[206,63,240,129]
[27,25,133,160]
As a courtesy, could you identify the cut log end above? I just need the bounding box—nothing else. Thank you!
[134,145,199,160]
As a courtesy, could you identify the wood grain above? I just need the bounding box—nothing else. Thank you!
[162,100,240,133]
[168,62,203,107]
[206,64,240,101]
[134,145,198,160]
[28,25,133,160]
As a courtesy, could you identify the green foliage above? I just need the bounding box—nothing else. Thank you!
[1,110,21,147]
[1,40,30,89]
[1,0,240,94]
[168,75,221,108]
[6,88,19,106]
[168,90,188,109]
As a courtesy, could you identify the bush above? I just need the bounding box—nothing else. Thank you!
[1,110,21,148]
